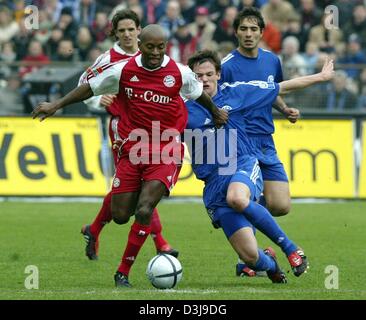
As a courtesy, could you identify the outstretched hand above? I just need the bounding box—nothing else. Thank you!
[31,102,59,121]
[320,57,335,81]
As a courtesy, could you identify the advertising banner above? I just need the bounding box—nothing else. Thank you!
[273,119,355,198]
[0,117,107,196]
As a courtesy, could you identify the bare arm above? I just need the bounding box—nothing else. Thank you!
[32,83,93,121]
[195,91,228,127]
[279,57,334,95]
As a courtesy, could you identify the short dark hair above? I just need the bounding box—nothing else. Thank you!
[233,7,265,32]
[110,9,140,40]
[188,50,221,73]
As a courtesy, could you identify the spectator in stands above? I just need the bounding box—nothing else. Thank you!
[158,0,185,39]
[12,18,32,60]
[167,19,197,64]
[76,26,95,61]
[324,70,358,110]
[307,12,344,55]
[281,12,307,52]
[14,0,26,23]
[19,39,50,78]
[33,9,54,46]
[280,36,307,79]
[0,6,20,45]
[178,0,196,24]
[261,17,282,53]
[188,6,217,51]
[301,41,319,74]
[343,4,366,51]
[91,11,111,45]
[0,73,23,115]
[142,0,167,24]
[53,38,76,61]
[357,67,366,109]
[46,27,64,59]
[57,6,79,40]
[209,0,234,23]
[298,0,322,35]
[42,0,64,25]
[212,6,238,48]
[0,41,16,79]
[87,45,103,62]
[261,0,296,32]
[77,0,98,27]
[338,33,366,80]
[238,0,260,11]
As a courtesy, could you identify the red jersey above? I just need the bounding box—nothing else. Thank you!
[89,54,203,146]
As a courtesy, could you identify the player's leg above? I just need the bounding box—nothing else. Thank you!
[150,208,179,257]
[115,179,168,287]
[81,191,113,260]
[262,166,291,217]
[257,136,291,217]
[80,118,119,260]
[215,207,287,283]
[225,160,308,276]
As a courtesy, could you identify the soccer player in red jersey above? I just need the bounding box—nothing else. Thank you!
[79,10,179,265]
[32,24,228,287]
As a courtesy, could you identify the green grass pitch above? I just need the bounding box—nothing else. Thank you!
[0,200,365,300]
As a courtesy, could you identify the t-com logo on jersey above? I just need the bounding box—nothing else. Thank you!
[124,87,172,104]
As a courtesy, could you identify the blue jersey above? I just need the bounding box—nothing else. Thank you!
[219,48,283,135]
[184,81,279,181]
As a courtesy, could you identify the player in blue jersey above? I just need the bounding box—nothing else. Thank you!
[220,7,299,218]
[219,7,304,277]
[185,50,334,282]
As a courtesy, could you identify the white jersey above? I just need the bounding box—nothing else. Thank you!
[79,42,138,111]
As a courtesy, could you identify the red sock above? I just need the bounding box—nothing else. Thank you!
[150,208,170,251]
[118,222,151,276]
[89,191,112,238]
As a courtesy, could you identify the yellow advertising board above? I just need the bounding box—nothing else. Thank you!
[358,121,366,198]
[170,155,204,197]
[273,119,355,198]
[0,117,107,196]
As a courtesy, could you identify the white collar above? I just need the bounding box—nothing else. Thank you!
[135,55,170,71]
[113,42,139,56]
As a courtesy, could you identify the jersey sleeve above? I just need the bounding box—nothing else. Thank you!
[89,61,126,96]
[275,56,283,83]
[221,81,280,112]
[177,63,203,100]
[78,51,110,111]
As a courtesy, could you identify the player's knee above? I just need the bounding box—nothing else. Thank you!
[226,194,250,212]
[267,201,291,217]
[112,214,130,225]
[111,208,130,225]
[135,203,154,225]
[240,249,259,267]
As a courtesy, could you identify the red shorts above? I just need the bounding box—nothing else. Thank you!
[111,155,182,194]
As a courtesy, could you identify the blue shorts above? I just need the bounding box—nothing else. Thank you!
[203,156,263,217]
[247,134,288,182]
[214,207,253,239]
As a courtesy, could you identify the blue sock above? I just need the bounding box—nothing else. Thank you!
[259,195,266,207]
[252,250,276,272]
[243,201,297,256]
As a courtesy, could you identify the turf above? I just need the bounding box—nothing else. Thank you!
[0,200,365,300]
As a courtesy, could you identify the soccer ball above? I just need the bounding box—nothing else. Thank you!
[146,254,183,289]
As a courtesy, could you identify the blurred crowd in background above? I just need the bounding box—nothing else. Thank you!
[1,0,366,115]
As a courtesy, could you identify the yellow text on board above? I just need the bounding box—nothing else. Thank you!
[0,117,107,196]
